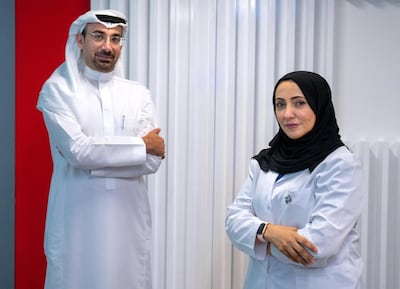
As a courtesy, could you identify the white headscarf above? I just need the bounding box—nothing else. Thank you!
[66,9,128,86]
[38,9,128,113]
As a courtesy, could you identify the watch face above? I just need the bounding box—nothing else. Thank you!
[257,223,266,234]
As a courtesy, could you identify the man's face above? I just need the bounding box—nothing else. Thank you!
[76,23,123,73]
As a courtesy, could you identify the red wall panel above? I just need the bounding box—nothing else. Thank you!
[15,1,89,288]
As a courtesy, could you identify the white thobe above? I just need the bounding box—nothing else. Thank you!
[38,65,161,289]
[226,146,365,289]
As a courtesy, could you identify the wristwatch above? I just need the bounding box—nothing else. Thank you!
[256,223,268,242]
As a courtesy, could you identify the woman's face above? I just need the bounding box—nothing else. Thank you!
[274,80,316,139]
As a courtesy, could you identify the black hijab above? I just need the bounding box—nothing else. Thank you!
[253,71,344,174]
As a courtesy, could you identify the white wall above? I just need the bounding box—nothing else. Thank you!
[91,1,400,289]
[334,0,400,141]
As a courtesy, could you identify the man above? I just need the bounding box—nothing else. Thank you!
[37,9,165,289]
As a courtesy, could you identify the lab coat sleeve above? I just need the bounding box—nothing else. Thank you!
[90,153,162,178]
[270,151,365,267]
[225,160,268,260]
[40,107,147,170]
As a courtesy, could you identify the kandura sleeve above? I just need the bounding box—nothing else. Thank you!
[41,107,146,170]
[225,160,268,260]
[270,150,365,267]
[90,154,162,178]
[89,88,163,178]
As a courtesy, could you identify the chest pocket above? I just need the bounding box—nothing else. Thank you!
[120,115,151,137]
[271,187,315,227]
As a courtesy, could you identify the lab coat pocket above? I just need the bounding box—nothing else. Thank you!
[271,187,314,228]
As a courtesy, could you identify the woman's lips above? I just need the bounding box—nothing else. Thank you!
[285,123,299,129]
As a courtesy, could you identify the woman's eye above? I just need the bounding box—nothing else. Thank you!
[275,102,285,109]
[294,101,306,107]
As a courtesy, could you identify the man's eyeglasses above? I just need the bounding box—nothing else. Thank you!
[88,32,125,46]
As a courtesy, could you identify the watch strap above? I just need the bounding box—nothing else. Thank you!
[256,222,268,242]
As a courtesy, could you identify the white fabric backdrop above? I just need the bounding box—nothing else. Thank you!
[90,1,400,289]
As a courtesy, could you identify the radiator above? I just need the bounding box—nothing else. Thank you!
[351,141,400,289]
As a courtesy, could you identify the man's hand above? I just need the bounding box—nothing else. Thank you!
[142,128,165,159]
[264,224,318,266]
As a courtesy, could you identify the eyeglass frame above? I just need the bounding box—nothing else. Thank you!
[84,31,126,47]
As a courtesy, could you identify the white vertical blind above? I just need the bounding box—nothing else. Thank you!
[89,1,400,289]
[351,141,400,289]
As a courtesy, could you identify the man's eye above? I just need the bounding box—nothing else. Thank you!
[111,36,121,43]
[92,34,104,41]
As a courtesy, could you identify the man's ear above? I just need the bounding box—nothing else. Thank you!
[76,33,84,49]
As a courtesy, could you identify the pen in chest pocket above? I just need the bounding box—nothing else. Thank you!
[122,115,125,130]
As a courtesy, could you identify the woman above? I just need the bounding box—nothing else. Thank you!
[225,71,364,289]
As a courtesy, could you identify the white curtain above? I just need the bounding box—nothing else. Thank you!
[89,1,392,289]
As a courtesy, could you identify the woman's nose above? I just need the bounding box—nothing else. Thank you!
[283,105,295,119]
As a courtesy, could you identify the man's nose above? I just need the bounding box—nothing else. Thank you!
[101,38,113,49]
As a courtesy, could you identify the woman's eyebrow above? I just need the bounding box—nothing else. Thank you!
[290,95,305,100]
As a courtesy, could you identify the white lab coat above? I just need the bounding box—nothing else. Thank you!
[226,146,364,289]
[37,65,162,289]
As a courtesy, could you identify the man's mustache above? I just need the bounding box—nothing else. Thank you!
[96,51,114,57]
